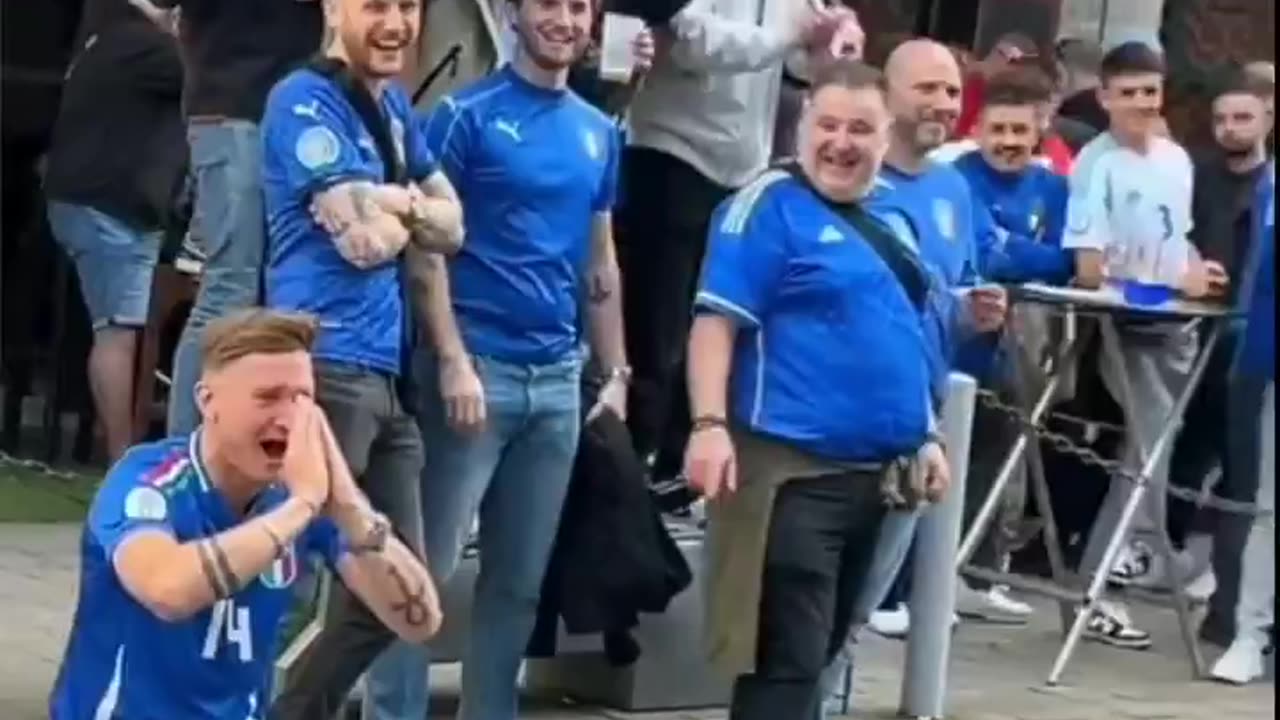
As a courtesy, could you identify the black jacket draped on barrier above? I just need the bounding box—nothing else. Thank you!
[529,406,692,664]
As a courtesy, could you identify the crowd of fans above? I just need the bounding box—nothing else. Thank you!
[23,0,1276,718]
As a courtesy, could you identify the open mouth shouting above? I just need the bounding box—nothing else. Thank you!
[260,438,288,468]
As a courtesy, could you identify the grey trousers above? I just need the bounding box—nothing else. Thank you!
[270,362,425,720]
[1079,325,1197,579]
[1233,382,1274,646]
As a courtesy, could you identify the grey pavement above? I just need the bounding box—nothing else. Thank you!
[1,523,1273,720]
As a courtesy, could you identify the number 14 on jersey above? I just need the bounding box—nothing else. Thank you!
[202,598,254,662]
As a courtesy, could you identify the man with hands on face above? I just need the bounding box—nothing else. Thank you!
[684,58,950,720]
[259,1,463,717]
[49,310,440,720]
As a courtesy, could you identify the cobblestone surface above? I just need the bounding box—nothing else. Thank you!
[1,523,1273,719]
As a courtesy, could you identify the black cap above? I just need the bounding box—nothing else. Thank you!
[603,0,693,26]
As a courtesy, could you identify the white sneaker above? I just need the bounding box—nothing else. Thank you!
[1210,636,1267,685]
[956,583,1032,624]
[1184,568,1217,604]
[1084,600,1152,650]
[1108,540,1156,587]
[868,604,910,639]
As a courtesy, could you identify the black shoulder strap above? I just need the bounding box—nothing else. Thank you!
[780,163,930,312]
[306,56,406,184]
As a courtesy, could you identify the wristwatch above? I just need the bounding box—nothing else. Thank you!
[347,512,391,556]
[603,365,633,386]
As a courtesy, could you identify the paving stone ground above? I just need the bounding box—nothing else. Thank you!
[1,523,1273,719]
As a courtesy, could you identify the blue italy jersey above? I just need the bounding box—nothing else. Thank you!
[262,69,438,374]
[50,434,345,720]
[419,65,621,364]
[695,169,932,462]
[953,150,1072,285]
[867,162,990,390]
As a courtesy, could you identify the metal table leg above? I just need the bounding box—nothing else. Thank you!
[1047,317,1220,685]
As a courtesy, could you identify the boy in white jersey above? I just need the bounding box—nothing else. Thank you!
[1062,42,1227,649]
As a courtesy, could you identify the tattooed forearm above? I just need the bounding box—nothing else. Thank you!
[386,563,433,627]
[588,272,614,305]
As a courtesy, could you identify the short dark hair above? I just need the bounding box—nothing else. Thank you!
[984,68,1054,109]
[1214,68,1275,104]
[806,58,887,99]
[1099,41,1165,85]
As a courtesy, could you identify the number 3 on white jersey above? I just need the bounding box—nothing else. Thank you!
[202,599,254,662]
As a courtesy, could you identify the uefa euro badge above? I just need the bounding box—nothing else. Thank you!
[260,543,299,590]
[582,129,600,161]
[123,486,168,522]
[933,198,956,242]
[296,126,341,171]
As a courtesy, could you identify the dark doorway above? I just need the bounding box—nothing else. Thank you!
[919,0,982,48]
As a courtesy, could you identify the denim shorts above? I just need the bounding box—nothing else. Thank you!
[47,201,161,330]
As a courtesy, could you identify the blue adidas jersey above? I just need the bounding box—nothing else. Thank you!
[695,170,932,462]
[418,64,621,365]
[50,434,346,720]
[1238,162,1275,381]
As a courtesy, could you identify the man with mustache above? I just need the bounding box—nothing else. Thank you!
[1063,41,1223,651]
[944,70,1074,626]
[360,0,643,717]
[859,38,1009,640]
[260,1,466,718]
[684,58,949,719]
[1164,72,1274,643]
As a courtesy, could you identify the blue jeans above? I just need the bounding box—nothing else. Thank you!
[818,510,919,719]
[365,352,583,720]
[167,120,264,434]
[46,201,161,330]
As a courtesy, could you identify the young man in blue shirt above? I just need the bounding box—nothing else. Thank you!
[258,2,465,717]
[362,1,640,717]
[49,310,440,720]
[684,58,949,720]
[947,70,1073,625]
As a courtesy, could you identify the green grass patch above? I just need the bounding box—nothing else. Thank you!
[0,464,98,523]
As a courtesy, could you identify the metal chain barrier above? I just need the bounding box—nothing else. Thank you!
[974,388,1269,517]
[0,448,95,508]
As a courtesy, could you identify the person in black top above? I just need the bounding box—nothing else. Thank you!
[43,0,184,462]
[156,0,324,437]
[1163,73,1273,637]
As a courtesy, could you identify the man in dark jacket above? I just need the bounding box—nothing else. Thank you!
[43,0,184,461]
[156,0,324,436]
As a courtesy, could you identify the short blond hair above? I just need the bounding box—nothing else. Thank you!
[201,309,318,372]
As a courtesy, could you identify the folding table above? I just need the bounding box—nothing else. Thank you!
[955,282,1231,685]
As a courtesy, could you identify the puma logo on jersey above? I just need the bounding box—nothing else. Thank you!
[292,101,322,121]
[493,119,522,142]
[818,225,845,244]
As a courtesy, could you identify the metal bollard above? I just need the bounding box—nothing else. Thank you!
[900,372,977,720]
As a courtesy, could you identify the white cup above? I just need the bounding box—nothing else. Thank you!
[600,13,645,83]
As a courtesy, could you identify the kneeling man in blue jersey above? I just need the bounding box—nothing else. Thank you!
[685,59,949,719]
[50,310,441,720]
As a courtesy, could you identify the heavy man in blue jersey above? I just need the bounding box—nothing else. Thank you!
[684,59,950,720]
[256,1,465,717]
[50,310,440,720]
[362,0,640,717]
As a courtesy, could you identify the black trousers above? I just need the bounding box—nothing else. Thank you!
[730,471,888,720]
[269,363,425,720]
[615,147,731,479]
